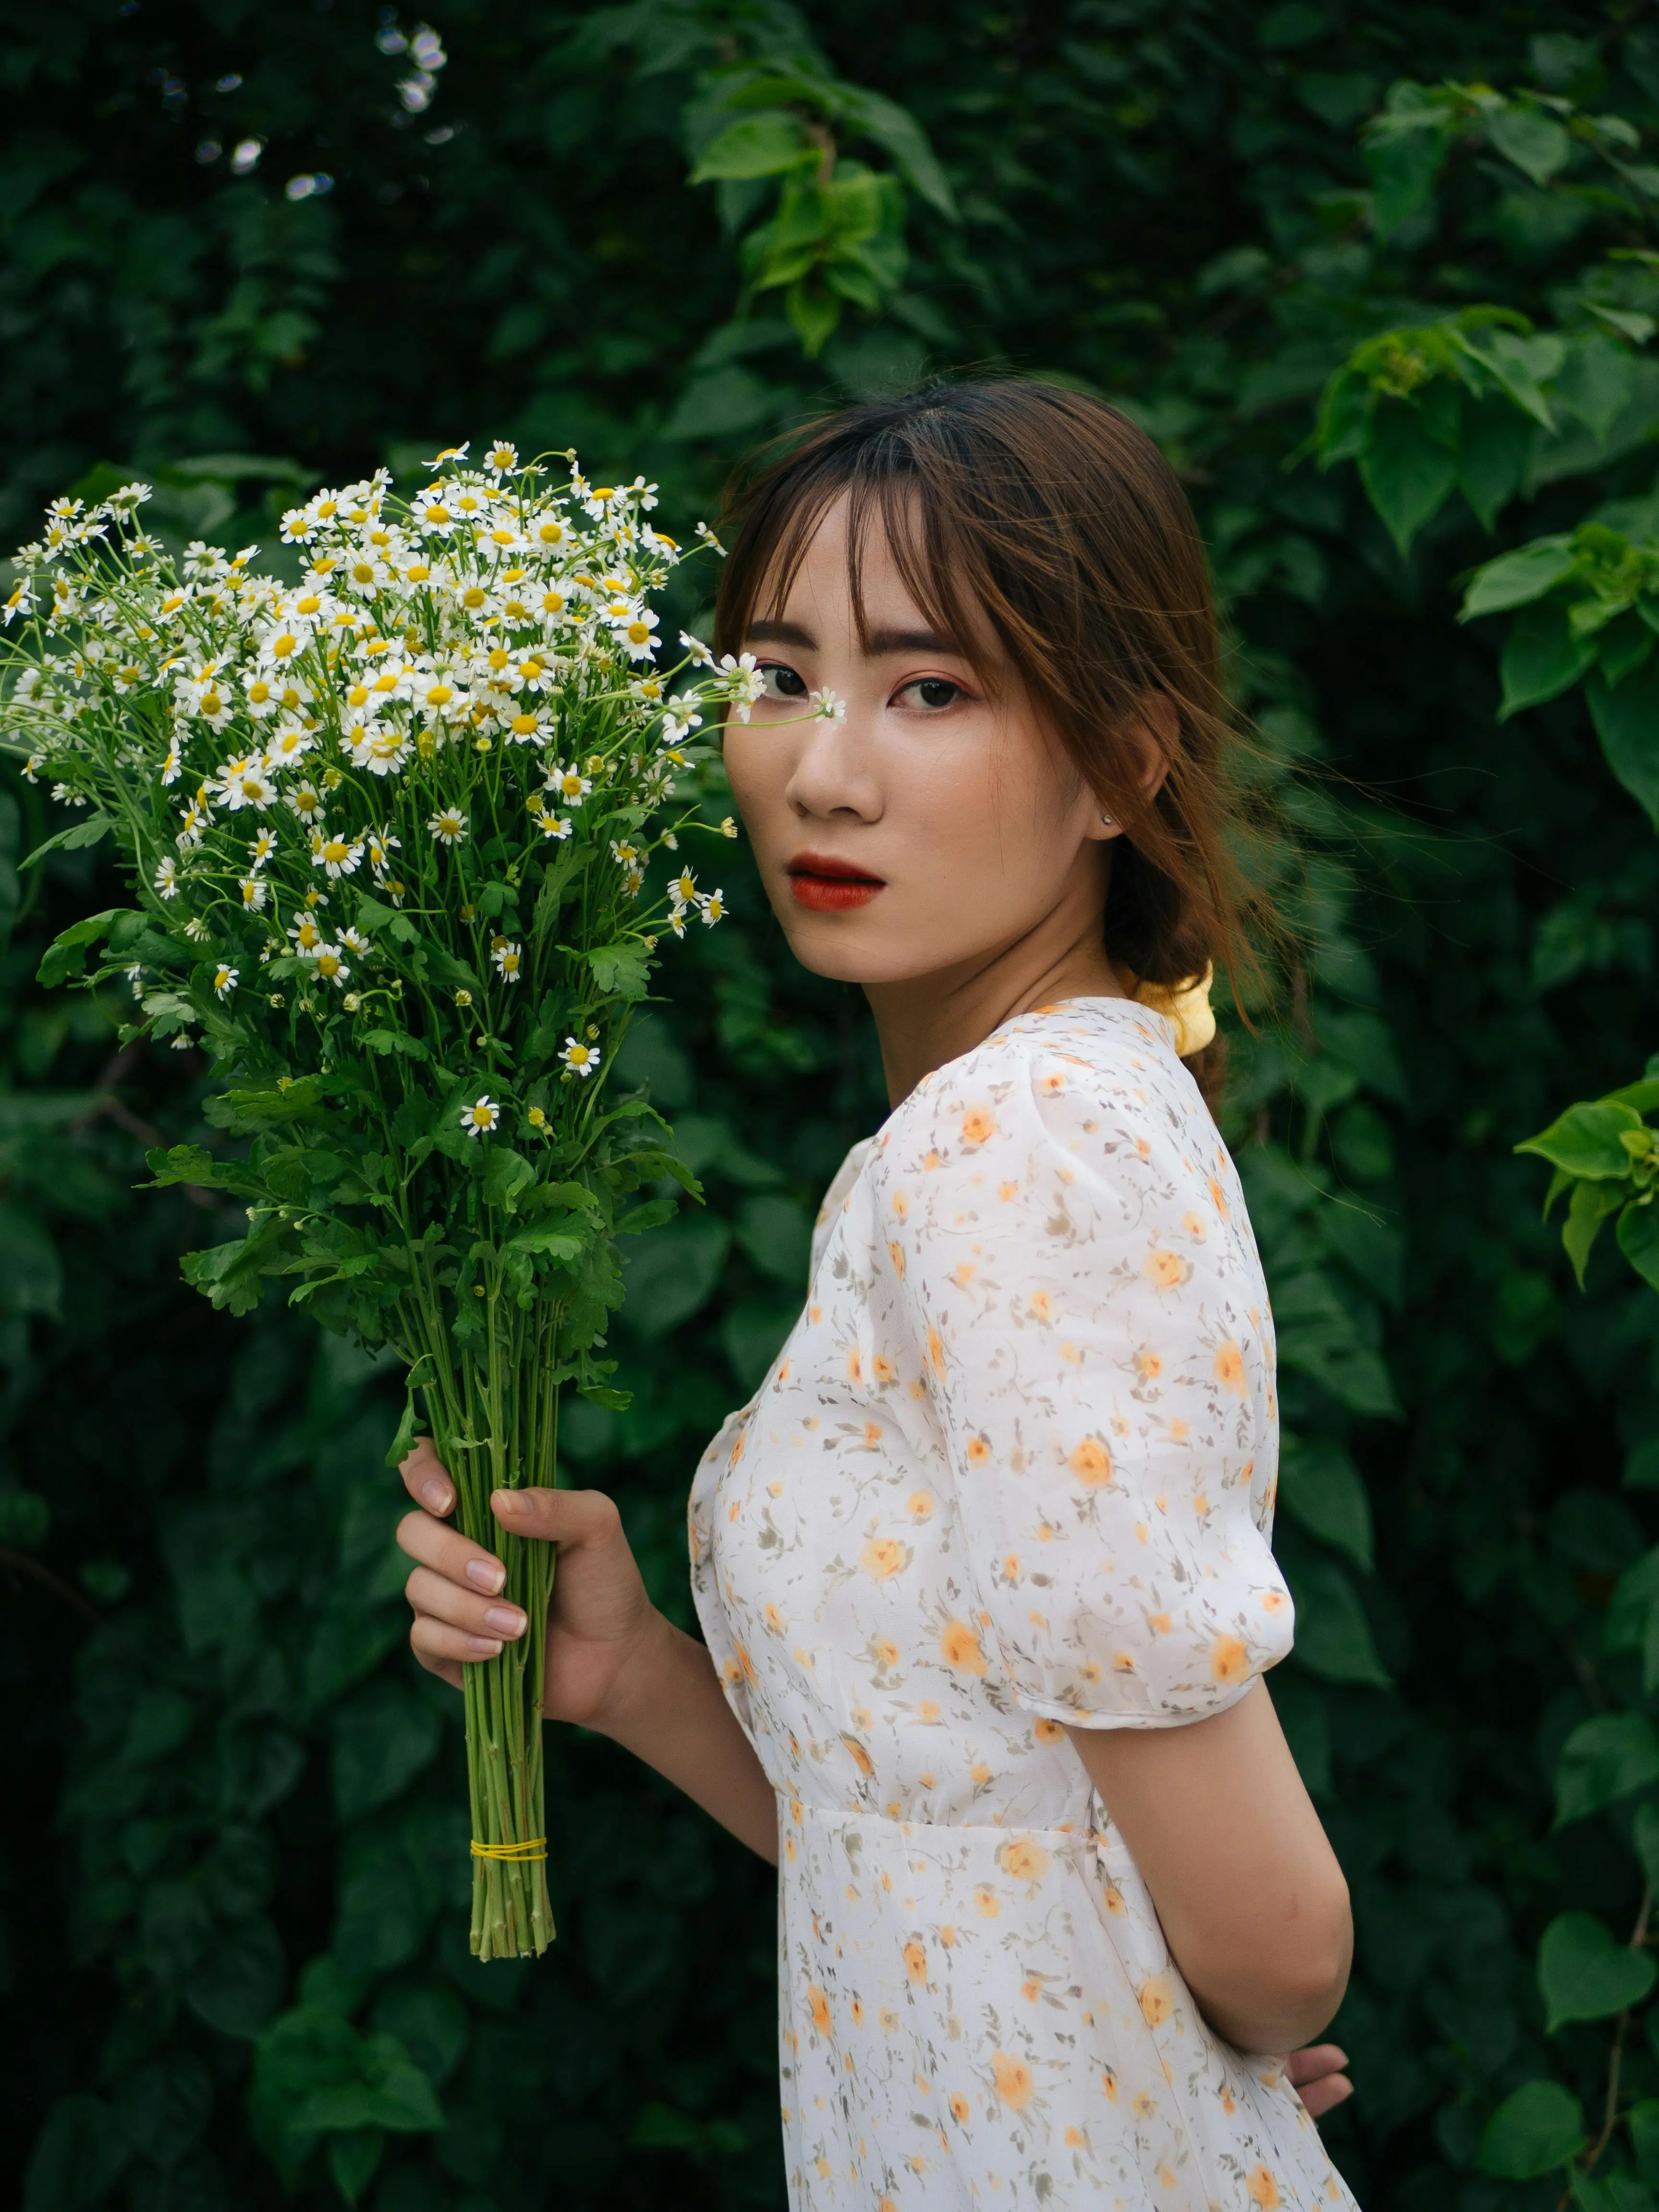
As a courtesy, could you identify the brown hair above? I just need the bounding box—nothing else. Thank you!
[712,378,1271,1105]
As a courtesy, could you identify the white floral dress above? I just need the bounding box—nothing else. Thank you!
[687,998,1358,2212]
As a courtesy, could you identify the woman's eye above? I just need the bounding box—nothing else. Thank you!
[897,677,966,711]
[758,663,809,700]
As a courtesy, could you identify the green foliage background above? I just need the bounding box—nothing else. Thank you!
[8,2,1659,2208]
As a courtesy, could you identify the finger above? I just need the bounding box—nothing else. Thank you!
[408,1621,465,1691]
[1285,2044,1347,2085]
[396,1508,511,1596]
[398,1435,456,1517]
[1297,2076,1353,2120]
[405,1563,527,1643]
[411,1611,505,1669]
[490,1484,623,1546]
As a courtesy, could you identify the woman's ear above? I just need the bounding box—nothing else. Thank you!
[1082,693,1178,842]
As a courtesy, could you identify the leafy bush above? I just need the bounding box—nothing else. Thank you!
[8,4,1659,2210]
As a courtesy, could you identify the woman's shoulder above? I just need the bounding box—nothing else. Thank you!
[872,996,1201,1169]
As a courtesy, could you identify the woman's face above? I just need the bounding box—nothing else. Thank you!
[721,497,1118,989]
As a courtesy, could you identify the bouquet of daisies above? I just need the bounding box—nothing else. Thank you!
[0,444,773,1960]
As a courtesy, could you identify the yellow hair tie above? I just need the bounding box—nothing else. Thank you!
[1118,962,1217,1058]
[470,1838,548,1863]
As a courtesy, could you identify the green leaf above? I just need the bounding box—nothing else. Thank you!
[1459,326,1564,428]
[22,2093,132,2212]
[1365,110,1453,237]
[1518,1098,1645,1178]
[1484,106,1574,188]
[481,1144,536,1213]
[619,1214,731,1338]
[1563,1177,1625,1286]
[505,1218,586,1263]
[1277,1438,1374,1571]
[1499,601,1598,718]
[331,1683,441,1820]
[1539,1911,1657,2031]
[689,112,810,183]
[1460,536,1576,620]
[1476,2080,1587,2178]
[1457,397,1534,531]
[1554,1711,1659,1825]
[326,2129,385,2206]
[1558,333,1638,446]
[588,940,652,1001]
[1631,2100,1659,2185]
[1589,661,1659,827]
[1286,1556,1391,1685]
[1618,1202,1659,1292]
[184,1914,285,2039]
[1357,397,1459,556]
[36,907,132,987]
[20,812,113,870]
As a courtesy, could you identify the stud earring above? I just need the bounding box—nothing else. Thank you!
[1100,812,1115,827]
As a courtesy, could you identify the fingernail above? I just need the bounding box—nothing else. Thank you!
[465,1558,506,1594]
[421,1479,453,1513]
[465,1634,503,1657]
[484,1605,526,1636]
[493,1488,523,1515]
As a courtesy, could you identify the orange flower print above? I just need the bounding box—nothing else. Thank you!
[940,1618,987,1674]
[841,1734,875,1778]
[966,1432,991,1466]
[851,1997,865,2026]
[991,2051,1034,2111]
[907,1489,934,1520]
[962,1106,996,1147]
[996,1837,1051,1882]
[888,1238,907,1276]
[1209,1173,1231,1217]
[1101,2067,1118,2102]
[903,1938,927,1985]
[1144,1248,1190,1289]
[1070,1436,1113,1486]
[973,1885,1000,1919]
[808,1984,831,2035]
[949,2091,971,2123]
[859,1537,910,1579]
[952,1261,977,1287]
[873,1354,897,1385]
[1214,1339,1247,1396]
[1211,1633,1250,1684]
[763,1602,785,1635]
[1139,1976,1174,2026]
[1034,1717,1065,1743]
[847,1346,862,1383]
[1065,2125,1086,2148]
[1136,1344,1162,1379]
[1029,1288,1054,1322]
[874,1637,900,1666]
[1248,2167,1282,2209]
[927,1326,945,1376]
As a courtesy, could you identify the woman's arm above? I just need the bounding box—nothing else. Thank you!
[397,1440,780,1863]
[1066,1676,1352,2054]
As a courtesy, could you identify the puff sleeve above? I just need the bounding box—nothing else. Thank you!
[865,1022,1293,1727]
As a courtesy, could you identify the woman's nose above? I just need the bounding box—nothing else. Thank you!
[784,722,882,820]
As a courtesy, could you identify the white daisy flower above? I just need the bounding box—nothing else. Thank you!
[347,723,413,777]
[559,1036,600,1078]
[679,630,714,667]
[484,440,519,478]
[545,761,591,806]
[239,877,268,913]
[214,964,238,998]
[697,888,727,926]
[312,832,364,879]
[249,828,278,866]
[288,913,324,953]
[428,807,468,847]
[492,939,524,984]
[286,782,325,824]
[460,1094,500,1137]
[311,944,351,987]
[154,856,178,899]
[339,925,371,956]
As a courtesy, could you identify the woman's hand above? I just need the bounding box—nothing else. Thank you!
[396,1436,658,1731]
[396,1437,781,1860]
[1286,2044,1352,2121]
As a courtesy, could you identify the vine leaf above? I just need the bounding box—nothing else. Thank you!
[1538,1911,1657,2032]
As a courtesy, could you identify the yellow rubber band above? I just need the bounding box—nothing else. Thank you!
[470,1838,547,1863]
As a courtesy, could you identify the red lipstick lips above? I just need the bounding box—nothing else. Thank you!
[787,851,886,913]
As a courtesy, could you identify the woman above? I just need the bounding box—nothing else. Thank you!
[397,382,1359,2210]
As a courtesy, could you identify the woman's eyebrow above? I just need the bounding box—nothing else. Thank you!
[863,625,960,657]
[745,619,816,648]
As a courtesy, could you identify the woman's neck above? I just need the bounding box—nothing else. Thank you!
[865,913,1126,1107]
